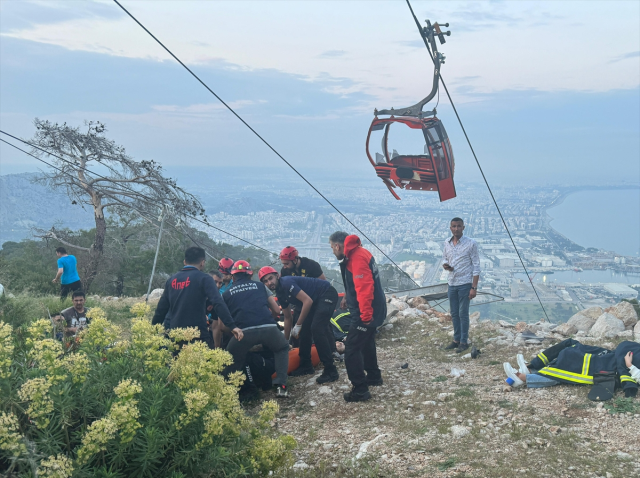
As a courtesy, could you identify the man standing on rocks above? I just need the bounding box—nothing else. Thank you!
[442,217,480,354]
[329,231,386,402]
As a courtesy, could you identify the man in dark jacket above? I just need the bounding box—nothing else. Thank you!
[329,231,386,402]
[260,266,339,384]
[222,261,290,398]
[152,247,243,348]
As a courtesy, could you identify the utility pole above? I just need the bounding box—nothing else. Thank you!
[146,208,166,303]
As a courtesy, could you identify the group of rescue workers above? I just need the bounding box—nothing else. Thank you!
[151,231,385,402]
[53,219,640,405]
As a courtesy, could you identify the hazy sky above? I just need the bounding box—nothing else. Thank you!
[1,0,639,187]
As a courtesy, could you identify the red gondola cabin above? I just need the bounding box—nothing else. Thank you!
[366,116,456,201]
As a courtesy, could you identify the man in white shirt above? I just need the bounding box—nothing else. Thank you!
[442,217,480,353]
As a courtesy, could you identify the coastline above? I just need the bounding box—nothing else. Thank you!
[542,186,640,256]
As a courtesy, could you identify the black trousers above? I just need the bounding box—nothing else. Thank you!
[60,280,82,299]
[345,322,380,393]
[298,286,338,369]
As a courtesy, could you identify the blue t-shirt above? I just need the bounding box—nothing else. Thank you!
[222,277,276,329]
[57,255,80,285]
[219,279,233,295]
[276,276,330,309]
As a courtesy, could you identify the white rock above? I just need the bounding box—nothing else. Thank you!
[147,288,164,300]
[422,401,437,406]
[554,323,577,337]
[355,434,386,460]
[581,306,604,320]
[403,390,416,396]
[389,299,408,311]
[293,461,309,469]
[318,386,332,395]
[417,414,425,421]
[437,393,454,402]
[450,425,470,439]
[616,330,634,338]
[608,301,638,329]
[566,313,597,332]
[498,320,514,328]
[309,401,317,407]
[589,313,625,338]
[635,321,640,342]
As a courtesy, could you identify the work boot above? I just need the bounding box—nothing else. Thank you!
[343,387,371,403]
[289,364,315,377]
[444,341,459,350]
[366,376,383,386]
[275,384,289,398]
[455,343,470,354]
[316,366,339,384]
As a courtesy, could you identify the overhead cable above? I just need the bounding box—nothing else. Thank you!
[404,0,551,322]
[112,0,419,288]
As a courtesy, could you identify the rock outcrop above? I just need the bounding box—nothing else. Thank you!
[589,313,626,338]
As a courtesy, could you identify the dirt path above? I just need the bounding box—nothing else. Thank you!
[267,312,640,477]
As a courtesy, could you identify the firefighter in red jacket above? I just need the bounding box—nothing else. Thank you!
[329,231,386,402]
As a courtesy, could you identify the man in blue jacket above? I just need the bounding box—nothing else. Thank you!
[152,247,242,348]
[260,266,339,384]
[222,261,290,398]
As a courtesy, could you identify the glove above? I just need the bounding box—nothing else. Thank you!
[291,324,302,339]
[625,388,637,398]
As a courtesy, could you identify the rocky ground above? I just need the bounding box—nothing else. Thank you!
[264,298,640,478]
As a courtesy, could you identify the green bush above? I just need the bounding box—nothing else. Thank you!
[0,304,295,477]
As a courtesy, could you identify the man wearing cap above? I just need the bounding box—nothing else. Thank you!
[152,247,243,348]
[222,261,291,398]
[259,266,339,384]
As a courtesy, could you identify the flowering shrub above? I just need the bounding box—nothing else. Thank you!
[0,303,295,476]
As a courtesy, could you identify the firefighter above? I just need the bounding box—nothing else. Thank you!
[329,231,386,402]
[259,266,339,384]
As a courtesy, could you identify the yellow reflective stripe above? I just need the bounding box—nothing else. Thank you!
[582,354,592,376]
[538,352,549,365]
[537,367,593,385]
[331,313,350,334]
[620,375,636,383]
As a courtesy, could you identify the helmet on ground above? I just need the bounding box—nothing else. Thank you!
[231,260,252,275]
[218,257,234,274]
[280,246,298,261]
[258,266,278,281]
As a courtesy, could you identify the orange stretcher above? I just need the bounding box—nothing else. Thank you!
[272,345,320,379]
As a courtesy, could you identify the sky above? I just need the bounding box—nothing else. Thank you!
[0,0,639,188]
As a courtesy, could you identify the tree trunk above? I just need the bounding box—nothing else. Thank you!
[83,209,107,292]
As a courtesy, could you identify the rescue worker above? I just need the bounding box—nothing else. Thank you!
[259,266,339,384]
[279,246,326,280]
[279,246,334,353]
[222,261,290,398]
[152,247,242,348]
[210,257,235,348]
[504,339,640,399]
[329,231,386,402]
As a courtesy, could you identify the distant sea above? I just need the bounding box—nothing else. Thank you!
[547,188,640,257]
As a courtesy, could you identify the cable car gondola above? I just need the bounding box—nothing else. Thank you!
[366,20,456,202]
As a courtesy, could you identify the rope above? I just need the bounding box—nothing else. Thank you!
[112,0,419,288]
[404,0,551,322]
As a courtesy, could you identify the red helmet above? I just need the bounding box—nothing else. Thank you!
[218,258,234,274]
[231,260,252,275]
[258,266,278,281]
[280,246,298,261]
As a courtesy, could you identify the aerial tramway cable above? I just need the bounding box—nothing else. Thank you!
[112,0,420,288]
[404,0,551,322]
[0,131,277,259]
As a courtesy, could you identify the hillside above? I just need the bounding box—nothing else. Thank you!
[0,173,94,244]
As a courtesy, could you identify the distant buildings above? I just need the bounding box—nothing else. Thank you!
[603,283,638,300]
